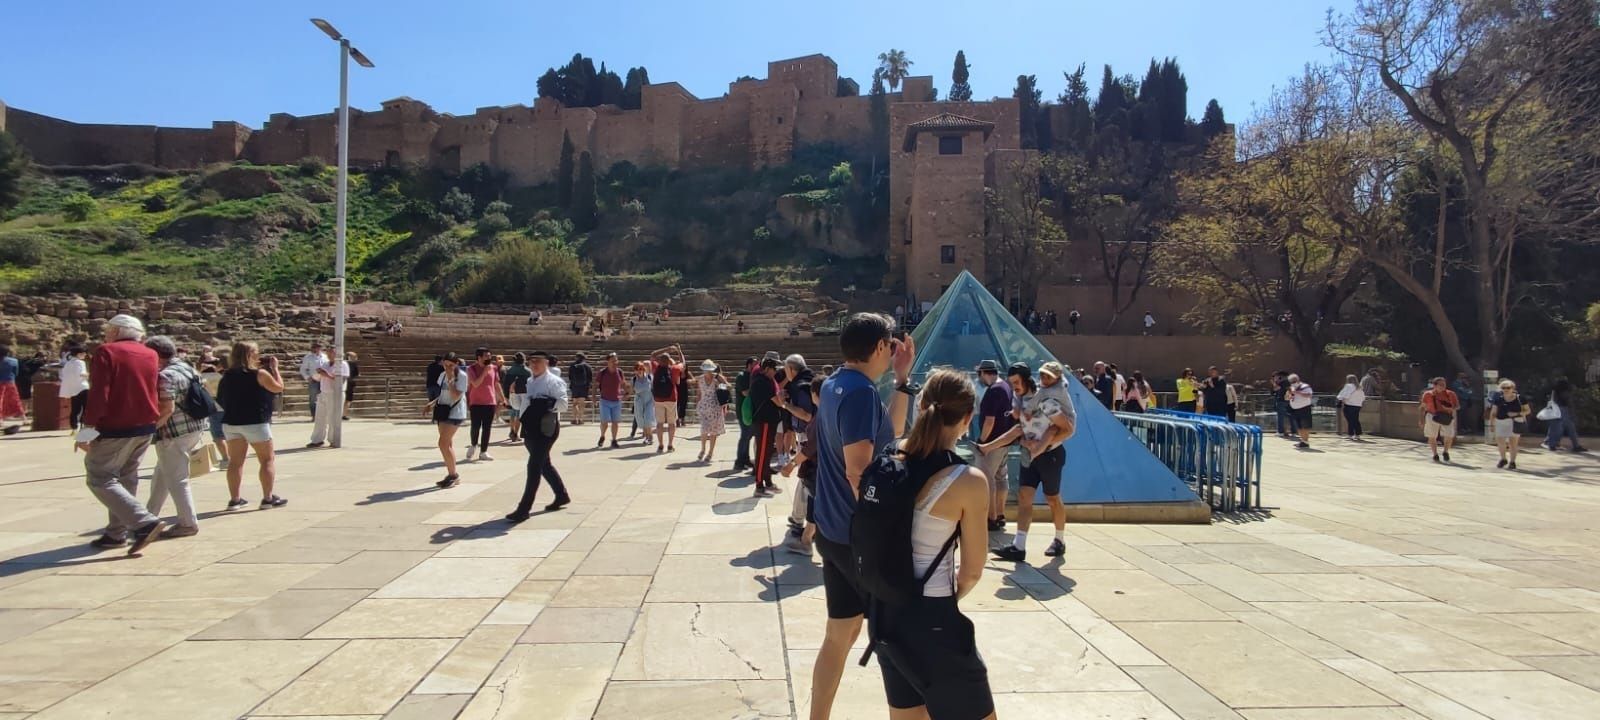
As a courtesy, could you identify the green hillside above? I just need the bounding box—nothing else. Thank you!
[0,144,888,305]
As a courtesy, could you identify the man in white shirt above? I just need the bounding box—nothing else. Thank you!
[306,350,348,448]
[1142,311,1156,335]
[298,342,325,417]
[507,351,571,522]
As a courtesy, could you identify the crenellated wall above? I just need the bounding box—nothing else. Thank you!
[2,52,898,183]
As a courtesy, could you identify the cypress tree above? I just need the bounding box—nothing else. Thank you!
[868,71,889,172]
[536,69,562,101]
[1059,64,1094,150]
[1159,58,1188,142]
[557,131,575,209]
[1094,65,1130,130]
[571,151,598,232]
[1014,75,1041,149]
[1199,99,1227,139]
[948,50,973,101]
[597,63,624,107]
[621,67,650,111]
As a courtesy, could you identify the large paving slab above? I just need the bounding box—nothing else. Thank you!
[3,420,1599,718]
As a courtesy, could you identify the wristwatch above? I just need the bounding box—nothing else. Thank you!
[895,380,921,397]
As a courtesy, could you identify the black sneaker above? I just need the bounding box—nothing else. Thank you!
[260,495,288,508]
[505,511,529,524]
[597,438,605,448]
[226,498,249,510]
[988,518,1006,532]
[1432,453,1441,463]
[992,545,1027,562]
[544,496,571,512]
[437,474,460,489]
[1442,451,1451,462]
[1508,461,1518,470]
[1044,538,1066,557]
[1296,441,1310,449]
[128,520,165,556]
[1497,458,1508,468]
[611,440,620,449]
[90,535,127,549]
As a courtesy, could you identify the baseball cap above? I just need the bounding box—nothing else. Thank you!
[1039,361,1066,381]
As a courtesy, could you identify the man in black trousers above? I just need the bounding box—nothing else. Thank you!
[507,351,571,523]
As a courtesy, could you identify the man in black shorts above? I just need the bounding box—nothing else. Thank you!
[808,313,914,720]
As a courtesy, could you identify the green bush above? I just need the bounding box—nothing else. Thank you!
[142,194,170,212]
[61,192,97,222]
[451,237,589,304]
[484,199,512,216]
[108,226,148,253]
[827,161,853,187]
[296,156,327,176]
[440,187,474,222]
[475,211,512,236]
[17,261,142,296]
[0,234,45,266]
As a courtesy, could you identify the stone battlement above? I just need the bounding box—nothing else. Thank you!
[2,54,982,187]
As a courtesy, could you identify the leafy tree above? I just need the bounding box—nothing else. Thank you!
[877,49,913,91]
[827,161,854,187]
[557,131,575,209]
[536,69,562,102]
[948,50,973,101]
[1013,75,1041,149]
[1157,67,1376,370]
[985,154,1068,309]
[620,67,650,110]
[0,131,26,213]
[571,150,598,232]
[597,62,624,106]
[1057,65,1095,151]
[1059,136,1171,330]
[1326,0,1600,376]
[1093,65,1135,131]
[1199,99,1227,139]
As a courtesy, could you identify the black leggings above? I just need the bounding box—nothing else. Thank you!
[469,404,496,451]
[70,390,88,429]
[1342,404,1363,437]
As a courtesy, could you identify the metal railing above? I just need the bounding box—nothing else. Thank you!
[1114,408,1264,512]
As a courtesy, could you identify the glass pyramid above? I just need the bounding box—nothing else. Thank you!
[899,271,1196,505]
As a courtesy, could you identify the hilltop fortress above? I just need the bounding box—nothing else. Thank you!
[3,53,1034,300]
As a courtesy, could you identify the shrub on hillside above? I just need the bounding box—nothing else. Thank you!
[0,234,45,267]
[475,212,512,236]
[296,156,327,176]
[142,194,170,212]
[451,237,589,305]
[17,261,142,296]
[440,187,474,222]
[61,192,97,222]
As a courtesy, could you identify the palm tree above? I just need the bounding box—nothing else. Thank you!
[876,49,913,91]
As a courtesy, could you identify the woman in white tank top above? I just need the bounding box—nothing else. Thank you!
[874,368,998,720]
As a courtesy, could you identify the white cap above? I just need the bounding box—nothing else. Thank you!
[700,360,718,372]
[107,314,145,333]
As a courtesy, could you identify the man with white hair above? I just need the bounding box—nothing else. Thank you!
[144,335,203,537]
[298,341,325,418]
[77,314,167,555]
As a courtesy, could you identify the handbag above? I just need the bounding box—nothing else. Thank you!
[1431,412,1454,425]
[1537,397,1562,422]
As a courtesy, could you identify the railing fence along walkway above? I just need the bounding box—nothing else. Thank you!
[1114,408,1264,512]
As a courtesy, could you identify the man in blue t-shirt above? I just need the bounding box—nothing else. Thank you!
[808,312,914,720]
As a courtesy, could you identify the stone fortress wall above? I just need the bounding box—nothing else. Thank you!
[2,54,909,186]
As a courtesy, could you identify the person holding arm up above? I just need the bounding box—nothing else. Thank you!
[979,361,1077,563]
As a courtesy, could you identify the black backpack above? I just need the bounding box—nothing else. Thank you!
[178,366,220,420]
[850,450,961,666]
[652,365,674,398]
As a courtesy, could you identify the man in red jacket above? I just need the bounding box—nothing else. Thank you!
[76,314,167,555]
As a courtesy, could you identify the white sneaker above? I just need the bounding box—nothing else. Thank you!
[465,447,477,461]
[480,451,494,461]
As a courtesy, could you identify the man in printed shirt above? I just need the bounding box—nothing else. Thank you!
[145,335,203,538]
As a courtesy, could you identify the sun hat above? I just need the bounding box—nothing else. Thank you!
[700,360,718,372]
[107,314,145,333]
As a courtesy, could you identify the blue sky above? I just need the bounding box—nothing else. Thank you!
[1,1,1352,129]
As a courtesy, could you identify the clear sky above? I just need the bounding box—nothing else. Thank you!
[1,0,1353,129]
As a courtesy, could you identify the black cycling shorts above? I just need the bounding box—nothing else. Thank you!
[814,534,866,619]
[877,596,994,720]
[1017,444,1066,496]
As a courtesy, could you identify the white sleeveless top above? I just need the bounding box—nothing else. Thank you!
[911,464,965,598]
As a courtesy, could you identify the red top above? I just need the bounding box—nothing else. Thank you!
[467,363,500,406]
[83,339,161,437]
[1422,388,1460,414]
[597,367,625,401]
[652,361,683,402]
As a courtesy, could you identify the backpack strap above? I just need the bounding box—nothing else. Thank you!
[915,464,965,512]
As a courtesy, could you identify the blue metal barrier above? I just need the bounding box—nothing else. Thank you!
[1114,409,1264,512]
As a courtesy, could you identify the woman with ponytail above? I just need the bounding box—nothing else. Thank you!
[873,367,997,720]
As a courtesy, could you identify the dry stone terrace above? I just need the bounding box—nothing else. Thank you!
[2,420,1600,719]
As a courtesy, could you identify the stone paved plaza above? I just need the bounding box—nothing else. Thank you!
[2,421,1600,719]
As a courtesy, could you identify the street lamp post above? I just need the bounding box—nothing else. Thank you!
[310,18,373,448]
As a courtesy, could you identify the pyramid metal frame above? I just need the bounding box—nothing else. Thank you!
[900,271,1198,505]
